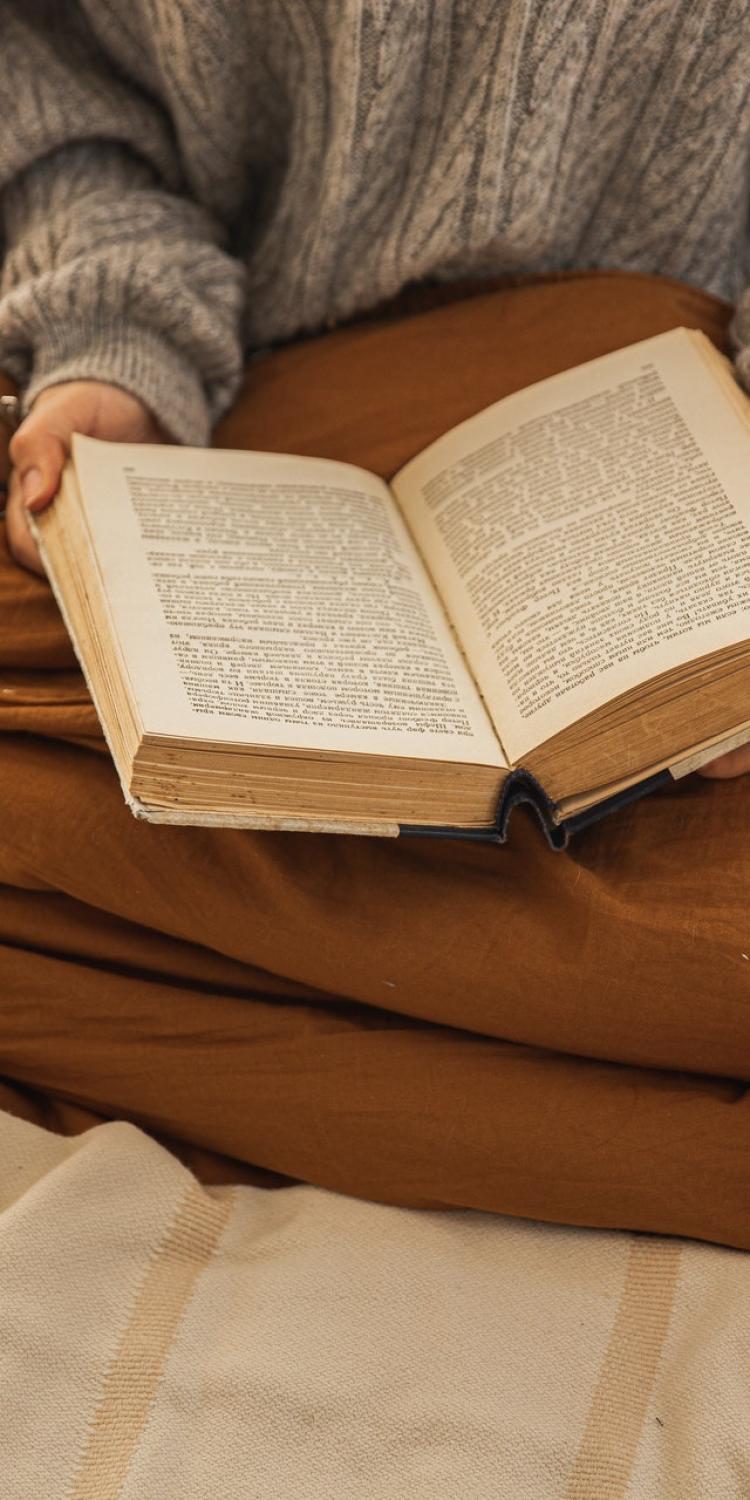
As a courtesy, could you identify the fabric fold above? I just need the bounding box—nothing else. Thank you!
[0,271,747,1254]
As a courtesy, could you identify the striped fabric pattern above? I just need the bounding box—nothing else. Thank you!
[1,2,750,444]
[1,1106,749,1498]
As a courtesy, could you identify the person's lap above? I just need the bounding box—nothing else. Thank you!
[1,270,749,1246]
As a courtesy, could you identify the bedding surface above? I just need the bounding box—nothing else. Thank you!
[0,1106,748,1499]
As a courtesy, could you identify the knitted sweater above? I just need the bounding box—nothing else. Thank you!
[2,0,750,445]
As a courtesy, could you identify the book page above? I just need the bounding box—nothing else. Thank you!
[393,329,750,764]
[71,435,503,766]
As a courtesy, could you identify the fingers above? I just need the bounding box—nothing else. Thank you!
[697,744,750,779]
[4,468,46,577]
[3,379,170,575]
[9,417,68,515]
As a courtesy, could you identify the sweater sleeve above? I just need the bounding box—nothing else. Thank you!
[0,3,247,445]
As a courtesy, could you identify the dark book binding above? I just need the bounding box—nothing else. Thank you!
[398,766,672,850]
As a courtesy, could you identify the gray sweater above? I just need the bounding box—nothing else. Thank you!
[2,0,750,445]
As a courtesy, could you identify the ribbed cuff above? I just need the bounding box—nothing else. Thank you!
[21,319,211,446]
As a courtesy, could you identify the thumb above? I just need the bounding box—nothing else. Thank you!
[9,421,68,514]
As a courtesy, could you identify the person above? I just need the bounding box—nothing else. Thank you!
[1,1,750,1248]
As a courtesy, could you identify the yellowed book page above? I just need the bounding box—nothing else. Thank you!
[668,721,750,778]
[71,435,503,767]
[393,328,750,765]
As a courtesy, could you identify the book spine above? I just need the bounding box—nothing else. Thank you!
[495,768,568,848]
[398,769,564,848]
[397,767,672,849]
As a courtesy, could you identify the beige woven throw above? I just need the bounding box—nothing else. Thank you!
[0,1107,747,1498]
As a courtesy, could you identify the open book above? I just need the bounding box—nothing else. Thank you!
[31,327,750,847]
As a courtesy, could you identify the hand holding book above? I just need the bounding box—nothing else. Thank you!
[698,741,750,777]
[4,380,167,576]
[23,328,750,838]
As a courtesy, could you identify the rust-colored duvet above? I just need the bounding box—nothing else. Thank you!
[1,270,748,1250]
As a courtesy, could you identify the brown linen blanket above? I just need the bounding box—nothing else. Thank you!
[1,270,749,1250]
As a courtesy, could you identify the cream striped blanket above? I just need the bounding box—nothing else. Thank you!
[0,1107,747,1498]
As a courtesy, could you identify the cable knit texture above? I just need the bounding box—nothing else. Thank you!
[2,0,750,443]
